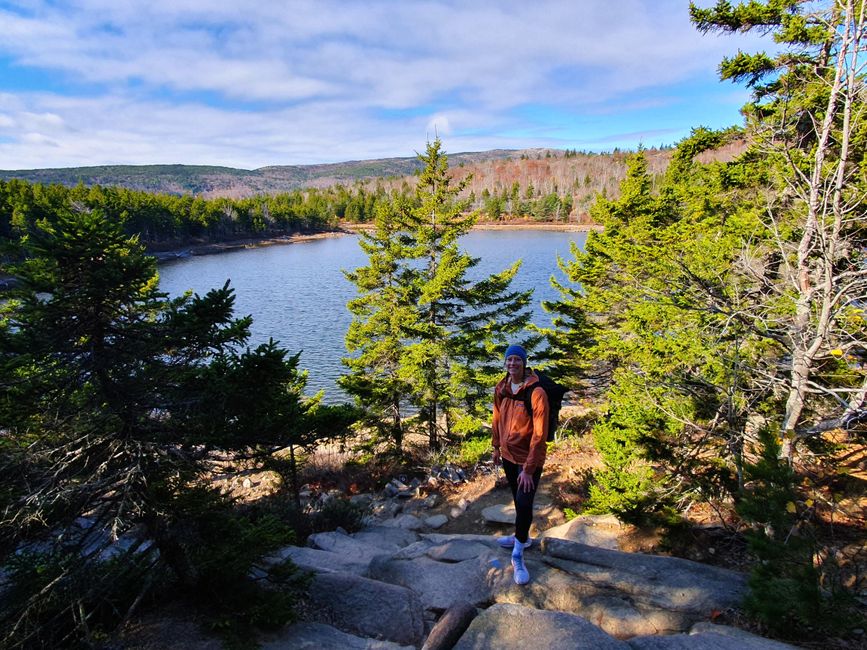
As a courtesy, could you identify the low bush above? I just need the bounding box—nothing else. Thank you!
[449,433,494,467]
[307,497,366,535]
[0,487,309,650]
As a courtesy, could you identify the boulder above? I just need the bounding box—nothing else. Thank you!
[539,515,623,550]
[627,621,799,649]
[541,538,747,614]
[448,499,471,519]
[424,514,448,529]
[481,503,514,524]
[452,603,628,649]
[263,544,368,575]
[422,533,499,547]
[402,493,439,514]
[486,553,667,637]
[368,499,403,521]
[481,502,544,525]
[352,526,420,551]
[692,623,797,649]
[308,529,391,570]
[367,542,498,612]
[306,572,425,646]
[486,539,747,638]
[260,622,414,649]
[380,514,425,530]
[424,539,493,563]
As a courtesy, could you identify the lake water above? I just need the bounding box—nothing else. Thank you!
[158,230,587,401]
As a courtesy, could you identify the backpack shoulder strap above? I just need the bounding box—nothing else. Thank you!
[523,383,545,417]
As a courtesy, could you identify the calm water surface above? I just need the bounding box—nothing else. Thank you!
[158,230,586,401]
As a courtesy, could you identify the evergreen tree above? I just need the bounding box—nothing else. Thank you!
[341,198,417,452]
[342,140,536,450]
[399,139,536,448]
[0,208,324,646]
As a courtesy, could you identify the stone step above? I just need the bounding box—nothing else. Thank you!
[306,572,425,646]
[259,622,414,649]
[263,526,796,650]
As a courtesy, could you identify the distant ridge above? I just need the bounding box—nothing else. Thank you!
[0,149,528,198]
[0,141,746,216]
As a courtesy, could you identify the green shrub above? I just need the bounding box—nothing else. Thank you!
[737,429,863,639]
[0,486,309,650]
[308,497,366,535]
[439,432,492,467]
[1,550,159,649]
[587,420,655,519]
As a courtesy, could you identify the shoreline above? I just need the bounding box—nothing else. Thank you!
[343,221,600,233]
[150,221,600,262]
[149,231,345,262]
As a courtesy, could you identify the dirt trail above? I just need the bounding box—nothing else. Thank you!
[425,437,603,540]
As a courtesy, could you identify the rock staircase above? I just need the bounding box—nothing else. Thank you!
[255,514,799,650]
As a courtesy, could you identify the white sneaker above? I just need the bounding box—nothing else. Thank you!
[511,552,530,585]
[497,535,532,550]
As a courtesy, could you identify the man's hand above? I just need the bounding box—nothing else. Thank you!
[517,470,535,493]
[492,447,501,465]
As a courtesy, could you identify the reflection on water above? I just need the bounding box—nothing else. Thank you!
[158,230,586,402]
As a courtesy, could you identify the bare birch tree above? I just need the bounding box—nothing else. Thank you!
[693,0,867,458]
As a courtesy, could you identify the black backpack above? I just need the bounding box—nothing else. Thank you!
[503,370,569,441]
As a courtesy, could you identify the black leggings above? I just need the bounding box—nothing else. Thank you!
[502,458,543,545]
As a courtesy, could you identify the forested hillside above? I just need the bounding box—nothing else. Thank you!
[0,149,547,197]
[0,141,745,252]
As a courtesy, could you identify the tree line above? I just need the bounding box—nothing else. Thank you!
[0,179,375,250]
[0,172,586,259]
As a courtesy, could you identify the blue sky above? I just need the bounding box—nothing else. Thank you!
[0,1,768,170]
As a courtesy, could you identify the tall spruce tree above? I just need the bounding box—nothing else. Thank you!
[400,140,536,448]
[341,198,417,452]
[540,145,741,516]
[342,139,536,450]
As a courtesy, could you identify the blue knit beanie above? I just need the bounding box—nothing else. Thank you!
[504,344,527,364]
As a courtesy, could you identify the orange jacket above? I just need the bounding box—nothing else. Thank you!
[491,370,548,475]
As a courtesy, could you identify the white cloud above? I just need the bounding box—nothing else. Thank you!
[0,1,771,167]
[426,114,452,139]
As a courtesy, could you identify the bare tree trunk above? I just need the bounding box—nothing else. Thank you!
[391,395,403,452]
[288,444,301,510]
[779,0,863,457]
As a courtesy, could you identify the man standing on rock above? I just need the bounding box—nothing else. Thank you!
[491,344,548,585]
